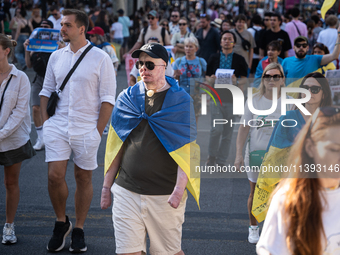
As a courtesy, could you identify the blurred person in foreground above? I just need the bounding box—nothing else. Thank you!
[257,106,340,255]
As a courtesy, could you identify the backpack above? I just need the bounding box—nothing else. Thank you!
[30,52,51,77]
[142,25,166,45]
[252,27,260,55]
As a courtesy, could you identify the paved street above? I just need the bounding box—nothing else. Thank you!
[0,63,259,255]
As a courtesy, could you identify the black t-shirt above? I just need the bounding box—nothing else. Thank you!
[206,52,248,103]
[260,29,292,59]
[195,27,220,62]
[115,88,178,195]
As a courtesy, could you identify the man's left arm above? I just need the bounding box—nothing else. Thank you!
[98,55,117,135]
[321,26,340,66]
[168,166,188,209]
[97,102,114,135]
[249,48,253,70]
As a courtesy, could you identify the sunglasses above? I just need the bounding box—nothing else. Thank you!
[179,23,187,26]
[171,15,178,18]
[309,107,340,131]
[135,61,165,70]
[89,34,96,37]
[295,43,308,48]
[200,14,207,17]
[148,16,155,20]
[263,74,282,81]
[161,23,168,26]
[300,85,322,94]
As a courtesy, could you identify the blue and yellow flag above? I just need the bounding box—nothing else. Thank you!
[252,110,306,222]
[104,76,200,207]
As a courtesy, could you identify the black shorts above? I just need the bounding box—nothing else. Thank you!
[0,140,36,166]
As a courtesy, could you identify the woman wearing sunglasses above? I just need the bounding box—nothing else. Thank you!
[252,72,333,224]
[235,63,292,244]
[313,43,336,75]
[257,106,340,255]
[171,17,195,60]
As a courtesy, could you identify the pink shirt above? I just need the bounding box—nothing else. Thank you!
[285,20,308,57]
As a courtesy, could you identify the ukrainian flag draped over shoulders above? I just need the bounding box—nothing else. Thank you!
[252,110,305,222]
[104,76,201,207]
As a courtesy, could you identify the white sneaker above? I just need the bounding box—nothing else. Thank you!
[33,139,44,151]
[248,226,259,244]
[2,223,17,244]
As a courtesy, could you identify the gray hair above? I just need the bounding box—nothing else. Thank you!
[184,36,199,49]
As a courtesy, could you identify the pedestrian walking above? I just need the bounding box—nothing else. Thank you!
[39,9,116,253]
[0,34,35,245]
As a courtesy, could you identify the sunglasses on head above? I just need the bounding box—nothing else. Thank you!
[179,23,187,26]
[135,61,165,70]
[148,16,155,20]
[295,43,308,48]
[263,74,282,81]
[309,107,340,131]
[300,85,322,94]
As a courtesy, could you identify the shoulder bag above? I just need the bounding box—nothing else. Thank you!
[235,29,251,51]
[47,45,93,117]
[0,75,13,112]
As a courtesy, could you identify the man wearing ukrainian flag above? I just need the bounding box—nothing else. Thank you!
[100,42,200,255]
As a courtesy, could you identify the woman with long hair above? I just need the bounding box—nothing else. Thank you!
[0,34,35,244]
[252,72,333,223]
[235,63,292,244]
[257,106,340,255]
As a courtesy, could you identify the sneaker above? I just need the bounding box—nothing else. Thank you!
[47,215,72,252]
[206,156,216,167]
[69,228,87,253]
[33,139,45,151]
[248,226,259,244]
[2,223,17,244]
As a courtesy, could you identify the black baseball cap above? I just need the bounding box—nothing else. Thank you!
[132,43,168,65]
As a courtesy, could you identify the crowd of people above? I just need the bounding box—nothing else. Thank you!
[1,1,340,255]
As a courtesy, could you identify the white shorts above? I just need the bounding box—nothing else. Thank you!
[43,120,101,170]
[112,183,187,255]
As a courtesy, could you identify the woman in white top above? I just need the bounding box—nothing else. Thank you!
[110,15,123,45]
[257,106,340,255]
[0,34,35,244]
[234,63,292,244]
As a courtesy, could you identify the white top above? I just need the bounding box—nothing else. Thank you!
[111,22,123,39]
[40,41,116,136]
[257,182,340,255]
[317,28,338,66]
[0,65,31,152]
[48,14,63,31]
[240,93,293,166]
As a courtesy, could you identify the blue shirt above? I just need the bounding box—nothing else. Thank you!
[282,55,323,85]
[173,56,207,94]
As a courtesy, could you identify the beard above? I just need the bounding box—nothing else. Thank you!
[295,50,307,59]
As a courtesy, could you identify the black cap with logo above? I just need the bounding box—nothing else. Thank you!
[132,43,168,65]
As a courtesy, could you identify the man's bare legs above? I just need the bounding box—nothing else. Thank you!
[74,164,93,229]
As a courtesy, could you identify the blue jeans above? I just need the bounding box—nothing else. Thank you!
[208,102,234,165]
[15,34,28,69]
